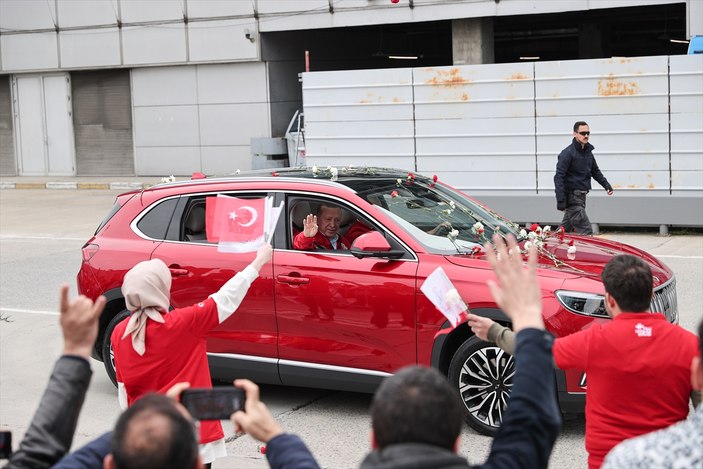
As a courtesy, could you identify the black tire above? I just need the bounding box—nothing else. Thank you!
[448,335,514,436]
[102,310,130,388]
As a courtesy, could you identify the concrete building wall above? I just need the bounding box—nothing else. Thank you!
[132,63,270,176]
[0,0,691,74]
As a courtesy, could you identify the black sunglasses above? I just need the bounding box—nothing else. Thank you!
[578,131,590,136]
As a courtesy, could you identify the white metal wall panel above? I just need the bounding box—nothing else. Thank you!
[135,146,201,176]
[302,68,414,123]
[59,29,121,68]
[258,1,328,15]
[1,33,58,71]
[120,0,183,23]
[535,56,669,117]
[536,113,670,194]
[305,121,413,151]
[537,171,671,195]
[132,67,198,106]
[669,55,703,192]
[196,63,267,104]
[201,146,255,174]
[413,63,534,119]
[15,77,46,174]
[535,58,671,196]
[303,68,415,169]
[186,0,254,18]
[43,75,74,175]
[122,25,187,66]
[57,1,117,28]
[188,19,259,62]
[132,63,271,175]
[133,106,200,147]
[0,0,55,30]
[414,63,536,192]
[199,103,269,146]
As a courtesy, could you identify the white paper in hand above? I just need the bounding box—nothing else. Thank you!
[420,267,467,327]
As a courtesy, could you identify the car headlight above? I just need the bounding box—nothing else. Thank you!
[555,290,609,318]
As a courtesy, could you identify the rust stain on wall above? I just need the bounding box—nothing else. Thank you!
[647,183,656,189]
[508,73,529,80]
[461,93,470,101]
[597,75,640,96]
[425,68,472,86]
[359,92,386,104]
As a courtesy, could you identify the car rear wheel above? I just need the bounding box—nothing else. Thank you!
[448,335,514,436]
[102,310,129,388]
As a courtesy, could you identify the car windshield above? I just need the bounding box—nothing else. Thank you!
[340,176,521,254]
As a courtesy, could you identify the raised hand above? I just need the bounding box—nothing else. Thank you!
[302,213,318,238]
[466,314,496,341]
[59,284,106,358]
[483,234,544,333]
[252,243,273,271]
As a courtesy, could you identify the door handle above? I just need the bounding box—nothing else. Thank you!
[169,267,189,277]
[276,274,310,285]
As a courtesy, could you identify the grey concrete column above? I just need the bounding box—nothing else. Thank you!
[452,18,494,65]
[579,22,605,59]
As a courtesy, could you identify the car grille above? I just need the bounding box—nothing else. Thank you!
[651,277,678,324]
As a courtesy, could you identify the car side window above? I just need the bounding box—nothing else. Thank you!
[182,200,208,242]
[288,197,375,251]
[136,198,178,240]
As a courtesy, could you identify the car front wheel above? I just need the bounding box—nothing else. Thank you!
[448,335,514,436]
[101,310,130,388]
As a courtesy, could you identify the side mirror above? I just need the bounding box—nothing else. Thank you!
[350,231,405,259]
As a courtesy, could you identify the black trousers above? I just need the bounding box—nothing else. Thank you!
[561,190,592,235]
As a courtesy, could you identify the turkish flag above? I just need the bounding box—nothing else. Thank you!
[205,195,266,252]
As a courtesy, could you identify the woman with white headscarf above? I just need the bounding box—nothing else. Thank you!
[111,243,272,467]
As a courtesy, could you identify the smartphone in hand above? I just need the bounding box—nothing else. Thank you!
[180,387,245,420]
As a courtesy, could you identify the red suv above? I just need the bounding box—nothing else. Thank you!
[78,167,678,435]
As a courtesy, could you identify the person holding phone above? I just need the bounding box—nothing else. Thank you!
[111,243,272,468]
[554,121,614,235]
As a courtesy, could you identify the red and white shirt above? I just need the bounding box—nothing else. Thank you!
[113,297,223,443]
[553,313,698,469]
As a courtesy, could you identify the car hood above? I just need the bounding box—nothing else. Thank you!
[445,234,673,288]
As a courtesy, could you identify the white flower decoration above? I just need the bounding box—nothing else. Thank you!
[160,175,176,183]
[519,229,527,238]
[471,222,484,235]
[312,165,319,175]
[330,167,338,180]
[397,178,403,185]
[449,200,456,210]
[448,229,459,239]
[543,225,552,233]
[524,241,532,250]
[567,245,577,260]
[528,231,537,240]
[235,169,241,175]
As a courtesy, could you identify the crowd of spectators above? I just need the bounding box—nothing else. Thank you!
[2,236,701,469]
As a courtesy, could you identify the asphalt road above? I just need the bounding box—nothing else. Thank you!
[0,189,701,468]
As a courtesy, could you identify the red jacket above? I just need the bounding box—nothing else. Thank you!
[293,231,351,251]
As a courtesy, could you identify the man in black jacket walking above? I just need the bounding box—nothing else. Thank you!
[554,121,613,235]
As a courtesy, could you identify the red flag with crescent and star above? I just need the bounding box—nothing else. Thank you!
[205,195,266,252]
